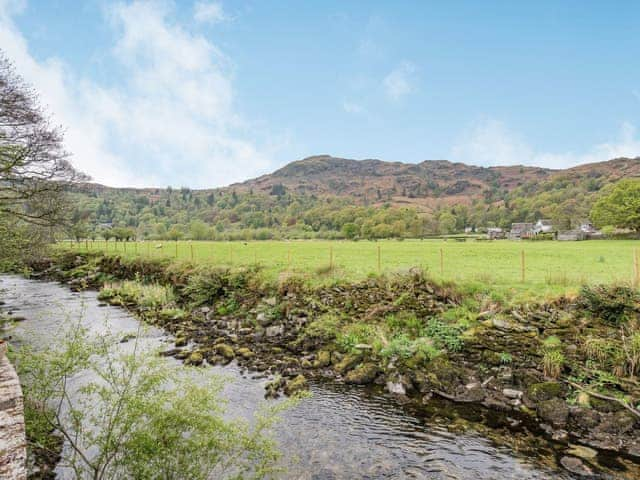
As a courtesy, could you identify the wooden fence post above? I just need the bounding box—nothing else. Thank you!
[377,245,381,273]
[329,246,333,270]
[175,240,178,258]
[521,250,526,283]
[288,248,291,270]
[634,248,639,288]
[440,248,444,276]
[230,244,233,264]
[190,242,194,261]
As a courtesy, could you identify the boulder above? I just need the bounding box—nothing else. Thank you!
[538,398,569,427]
[313,350,331,368]
[185,351,203,366]
[334,354,362,375]
[284,374,308,395]
[236,347,254,359]
[345,363,380,385]
[559,456,593,477]
[216,343,235,360]
[526,382,563,403]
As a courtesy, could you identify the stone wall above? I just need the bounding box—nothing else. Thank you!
[0,343,26,480]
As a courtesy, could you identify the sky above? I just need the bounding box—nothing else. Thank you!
[2,0,640,188]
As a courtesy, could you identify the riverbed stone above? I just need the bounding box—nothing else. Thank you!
[334,354,362,375]
[559,456,593,477]
[284,374,307,395]
[313,350,331,368]
[538,398,569,427]
[216,343,235,360]
[236,347,255,359]
[185,351,204,366]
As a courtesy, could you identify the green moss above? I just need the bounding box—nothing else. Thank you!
[215,343,235,360]
[284,374,308,395]
[526,382,562,403]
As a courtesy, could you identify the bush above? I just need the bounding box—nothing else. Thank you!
[425,319,464,352]
[578,285,639,324]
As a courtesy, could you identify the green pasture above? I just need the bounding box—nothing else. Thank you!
[61,239,640,299]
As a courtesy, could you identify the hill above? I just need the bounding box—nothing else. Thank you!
[67,156,640,240]
[231,155,640,212]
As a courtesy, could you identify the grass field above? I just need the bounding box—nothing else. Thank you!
[61,239,640,299]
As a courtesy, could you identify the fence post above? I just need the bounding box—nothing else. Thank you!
[230,244,233,264]
[146,241,150,257]
[440,248,444,276]
[377,245,381,273]
[634,248,639,288]
[329,246,333,270]
[288,248,291,270]
[521,250,526,283]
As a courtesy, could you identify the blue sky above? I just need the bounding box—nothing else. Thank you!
[2,0,640,187]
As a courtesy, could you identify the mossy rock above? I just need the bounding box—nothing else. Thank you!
[185,351,204,366]
[526,382,563,403]
[344,363,380,385]
[590,396,624,413]
[175,336,188,347]
[334,354,362,375]
[216,343,236,360]
[423,356,465,392]
[284,374,308,395]
[537,398,569,427]
[313,350,331,368]
[481,350,503,367]
[236,347,254,359]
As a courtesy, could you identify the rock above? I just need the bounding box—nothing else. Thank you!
[502,388,523,400]
[345,363,380,385]
[386,381,406,395]
[174,336,188,347]
[334,354,362,375]
[185,351,203,366]
[313,350,331,368]
[569,407,600,430]
[256,312,272,326]
[598,410,637,434]
[216,343,235,360]
[526,382,563,403]
[538,398,569,427]
[236,347,254,359]
[300,359,312,369]
[567,445,598,460]
[284,374,307,395]
[559,456,593,477]
[459,383,486,402]
[590,397,623,413]
[266,324,284,337]
[264,297,277,306]
[481,350,503,366]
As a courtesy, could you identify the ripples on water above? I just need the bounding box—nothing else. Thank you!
[1,276,577,479]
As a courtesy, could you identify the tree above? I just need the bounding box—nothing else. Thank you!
[15,321,300,480]
[167,225,183,241]
[591,179,640,231]
[0,52,85,227]
[438,212,457,235]
[341,222,358,239]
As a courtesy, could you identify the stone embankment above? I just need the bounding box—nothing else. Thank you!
[0,341,26,480]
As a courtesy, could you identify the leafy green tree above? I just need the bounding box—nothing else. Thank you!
[341,222,359,239]
[167,225,184,241]
[591,179,640,231]
[15,321,302,480]
[438,212,457,234]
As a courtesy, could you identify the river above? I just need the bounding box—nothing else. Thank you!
[1,275,587,479]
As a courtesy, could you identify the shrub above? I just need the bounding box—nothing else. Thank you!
[425,319,464,352]
[336,323,377,353]
[578,285,639,324]
[302,314,341,344]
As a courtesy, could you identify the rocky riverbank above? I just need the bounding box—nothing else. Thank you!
[28,251,640,477]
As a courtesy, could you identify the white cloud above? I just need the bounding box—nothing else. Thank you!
[193,1,226,24]
[383,61,416,101]
[0,0,272,187]
[451,118,640,169]
[342,100,365,115]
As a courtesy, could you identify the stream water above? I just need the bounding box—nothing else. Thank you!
[0,275,594,479]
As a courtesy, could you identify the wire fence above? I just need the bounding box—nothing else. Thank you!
[59,239,640,292]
